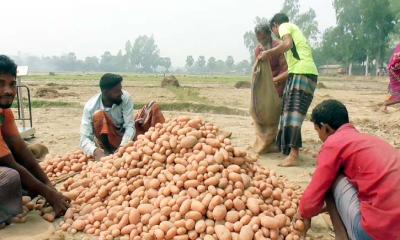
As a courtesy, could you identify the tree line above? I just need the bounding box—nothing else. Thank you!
[13,35,172,73]
[183,55,250,75]
[314,0,399,75]
[12,36,251,75]
[243,0,399,76]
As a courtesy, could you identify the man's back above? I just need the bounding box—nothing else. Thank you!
[323,124,400,239]
[278,22,318,75]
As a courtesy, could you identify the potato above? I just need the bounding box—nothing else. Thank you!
[209,196,223,211]
[72,219,85,231]
[181,136,198,149]
[212,205,227,221]
[246,198,260,215]
[191,200,206,214]
[184,180,199,189]
[239,225,254,240]
[194,219,207,233]
[214,225,231,240]
[138,204,153,215]
[294,219,305,232]
[22,196,31,205]
[225,210,239,223]
[94,210,107,221]
[260,216,279,229]
[185,211,203,221]
[204,235,216,240]
[204,176,219,186]
[42,213,55,222]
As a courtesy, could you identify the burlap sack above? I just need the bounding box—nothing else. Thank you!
[250,59,282,153]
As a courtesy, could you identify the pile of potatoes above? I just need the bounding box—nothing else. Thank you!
[11,196,57,224]
[40,150,93,182]
[59,116,305,240]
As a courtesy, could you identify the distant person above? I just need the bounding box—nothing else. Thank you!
[254,22,288,97]
[258,13,318,167]
[80,73,136,161]
[296,99,400,239]
[384,43,400,109]
[0,55,69,227]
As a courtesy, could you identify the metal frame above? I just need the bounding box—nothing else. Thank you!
[15,84,33,129]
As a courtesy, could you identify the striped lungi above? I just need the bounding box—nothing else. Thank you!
[277,73,317,155]
[0,167,22,223]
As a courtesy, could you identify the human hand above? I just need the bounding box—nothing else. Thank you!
[272,77,281,85]
[94,148,105,161]
[258,50,272,61]
[44,187,70,217]
[293,211,311,236]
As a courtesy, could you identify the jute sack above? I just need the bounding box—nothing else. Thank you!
[250,59,282,153]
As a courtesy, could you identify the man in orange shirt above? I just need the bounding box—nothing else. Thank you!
[0,55,69,226]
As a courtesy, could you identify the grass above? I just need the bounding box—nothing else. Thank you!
[25,73,250,87]
[11,100,247,116]
[11,100,79,108]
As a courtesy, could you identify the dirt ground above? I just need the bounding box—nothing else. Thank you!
[2,74,400,240]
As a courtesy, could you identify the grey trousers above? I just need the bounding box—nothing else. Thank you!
[332,175,372,240]
[0,167,22,223]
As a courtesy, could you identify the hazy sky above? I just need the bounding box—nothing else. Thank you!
[3,0,336,67]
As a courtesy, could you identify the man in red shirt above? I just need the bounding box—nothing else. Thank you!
[296,99,400,239]
[0,55,69,227]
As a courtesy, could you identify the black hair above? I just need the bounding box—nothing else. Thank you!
[254,22,271,36]
[311,99,349,130]
[99,73,123,91]
[270,13,289,28]
[0,55,17,77]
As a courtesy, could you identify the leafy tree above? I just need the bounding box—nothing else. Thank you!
[281,0,319,43]
[235,60,251,74]
[185,55,194,69]
[332,0,395,75]
[83,56,99,71]
[158,57,172,72]
[100,51,115,71]
[207,57,217,73]
[195,56,206,73]
[225,56,235,70]
[129,35,160,72]
[359,0,395,72]
[216,60,227,73]
[52,52,79,71]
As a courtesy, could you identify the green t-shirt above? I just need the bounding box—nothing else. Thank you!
[279,22,318,75]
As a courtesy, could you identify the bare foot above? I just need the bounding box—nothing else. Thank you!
[279,155,298,167]
[279,149,299,167]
